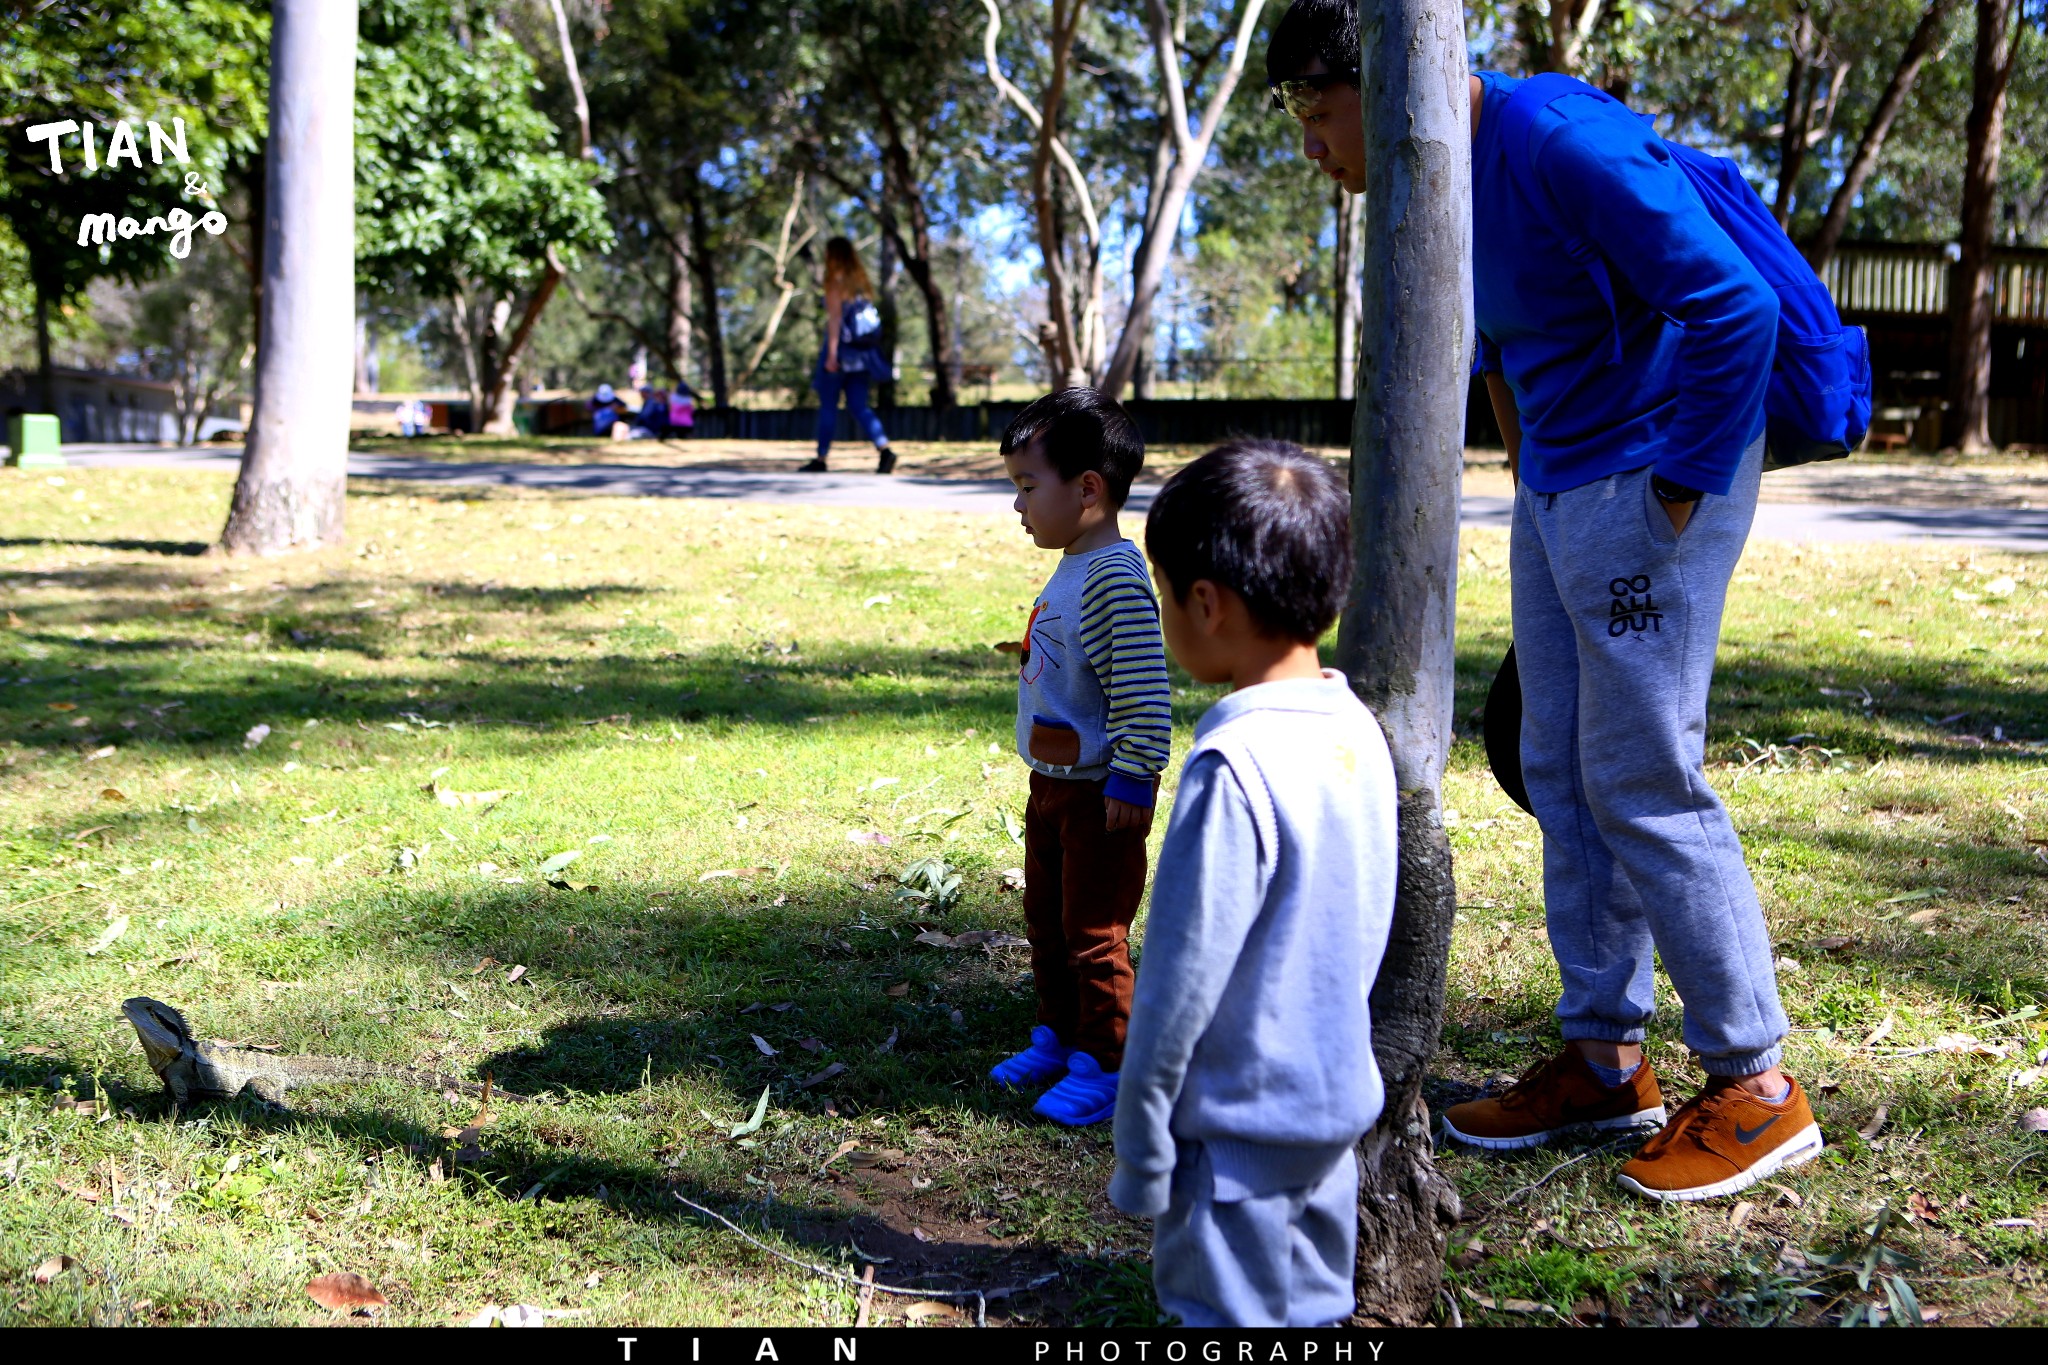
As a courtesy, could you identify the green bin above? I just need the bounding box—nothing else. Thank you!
[5,413,63,468]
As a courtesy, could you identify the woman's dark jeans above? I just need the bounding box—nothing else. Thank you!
[814,370,889,458]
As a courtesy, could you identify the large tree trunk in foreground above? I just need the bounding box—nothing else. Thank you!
[220,0,357,555]
[1809,0,1962,273]
[1336,0,1470,1326]
[1947,0,2018,454]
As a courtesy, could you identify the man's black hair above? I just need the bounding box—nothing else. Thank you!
[1145,439,1352,645]
[1264,0,1360,85]
[999,387,1145,508]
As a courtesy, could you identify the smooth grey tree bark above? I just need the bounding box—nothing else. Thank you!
[219,0,357,556]
[1335,0,1471,1327]
[1099,0,1268,400]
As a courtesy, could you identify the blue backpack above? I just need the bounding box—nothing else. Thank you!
[1496,73,1872,470]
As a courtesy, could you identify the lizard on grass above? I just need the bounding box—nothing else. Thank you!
[122,996,527,1108]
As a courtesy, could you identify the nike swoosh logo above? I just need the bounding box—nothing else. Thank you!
[1735,1115,1779,1144]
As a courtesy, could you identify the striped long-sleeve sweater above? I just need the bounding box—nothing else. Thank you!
[1015,539,1172,807]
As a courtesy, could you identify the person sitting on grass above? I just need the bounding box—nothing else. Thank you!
[991,387,1171,1127]
[1109,439,1396,1328]
[590,382,626,438]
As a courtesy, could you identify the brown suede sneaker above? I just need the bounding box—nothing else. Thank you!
[1615,1075,1824,1202]
[1442,1048,1667,1150]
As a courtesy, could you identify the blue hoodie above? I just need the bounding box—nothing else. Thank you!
[1472,70,1777,497]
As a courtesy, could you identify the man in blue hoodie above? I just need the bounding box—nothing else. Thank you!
[1266,1,1821,1204]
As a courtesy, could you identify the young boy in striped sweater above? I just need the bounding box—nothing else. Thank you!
[991,388,1172,1127]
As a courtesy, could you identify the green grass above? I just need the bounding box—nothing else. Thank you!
[2,464,2045,1327]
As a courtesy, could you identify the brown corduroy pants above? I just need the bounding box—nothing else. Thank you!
[1022,771,1151,1073]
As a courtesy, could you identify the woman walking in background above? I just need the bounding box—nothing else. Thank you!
[802,237,895,474]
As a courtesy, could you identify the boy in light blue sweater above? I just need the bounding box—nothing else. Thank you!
[1111,439,1396,1328]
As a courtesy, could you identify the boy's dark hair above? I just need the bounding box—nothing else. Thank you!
[1145,439,1352,645]
[1264,0,1360,85]
[999,387,1145,508]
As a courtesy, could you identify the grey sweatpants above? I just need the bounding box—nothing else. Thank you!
[1151,1140,1357,1328]
[1511,435,1788,1077]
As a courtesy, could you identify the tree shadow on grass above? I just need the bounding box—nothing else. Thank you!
[12,876,1117,1320]
[0,536,211,557]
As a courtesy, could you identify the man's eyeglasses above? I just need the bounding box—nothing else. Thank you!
[1269,67,1358,119]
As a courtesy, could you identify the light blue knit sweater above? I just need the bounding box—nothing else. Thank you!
[1110,671,1398,1216]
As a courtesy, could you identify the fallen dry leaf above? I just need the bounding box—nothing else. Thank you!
[306,1272,388,1312]
[800,1062,849,1090]
[750,1034,778,1057]
[432,785,512,808]
[18,1044,55,1056]
[1728,1200,1755,1229]
[1905,906,1943,925]
[799,1037,825,1053]
[913,929,954,948]
[1860,1014,1896,1049]
[884,983,910,998]
[1814,935,1854,952]
[48,702,76,712]
[83,915,129,956]
[1907,1192,1941,1224]
[1001,867,1027,891]
[471,956,501,975]
[2021,1107,2048,1133]
[1858,1105,1890,1140]
[912,1226,933,1242]
[32,1255,77,1284]
[98,788,125,801]
[503,964,526,985]
[820,1139,861,1171]
[876,1027,898,1055]
[902,1301,956,1321]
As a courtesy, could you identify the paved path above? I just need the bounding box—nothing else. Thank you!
[50,443,2048,552]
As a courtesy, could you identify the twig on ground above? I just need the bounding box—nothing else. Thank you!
[1490,1134,1642,1209]
[854,1264,874,1328]
[2003,1148,2043,1181]
[1440,1287,1463,1328]
[672,1191,1058,1313]
[6,885,88,915]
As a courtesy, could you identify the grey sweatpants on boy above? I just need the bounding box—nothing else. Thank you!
[1511,435,1788,1077]
[1151,1140,1357,1328]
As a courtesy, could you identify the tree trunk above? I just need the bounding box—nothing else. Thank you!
[32,281,55,416]
[667,232,694,383]
[448,287,484,430]
[1947,0,2018,453]
[480,269,560,434]
[1336,0,1470,1326]
[219,0,357,556]
[1100,0,1267,401]
[1334,187,1363,400]
[1774,5,1816,227]
[245,148,265,357]
[1810,0,1962,271]
[1547,0,1605,73]
[865,85,957,411]
[685,185,730,410]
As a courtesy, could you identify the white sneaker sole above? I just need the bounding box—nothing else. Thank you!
[1615,1122,1825,1202]
[1442,1106,1668,1151]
